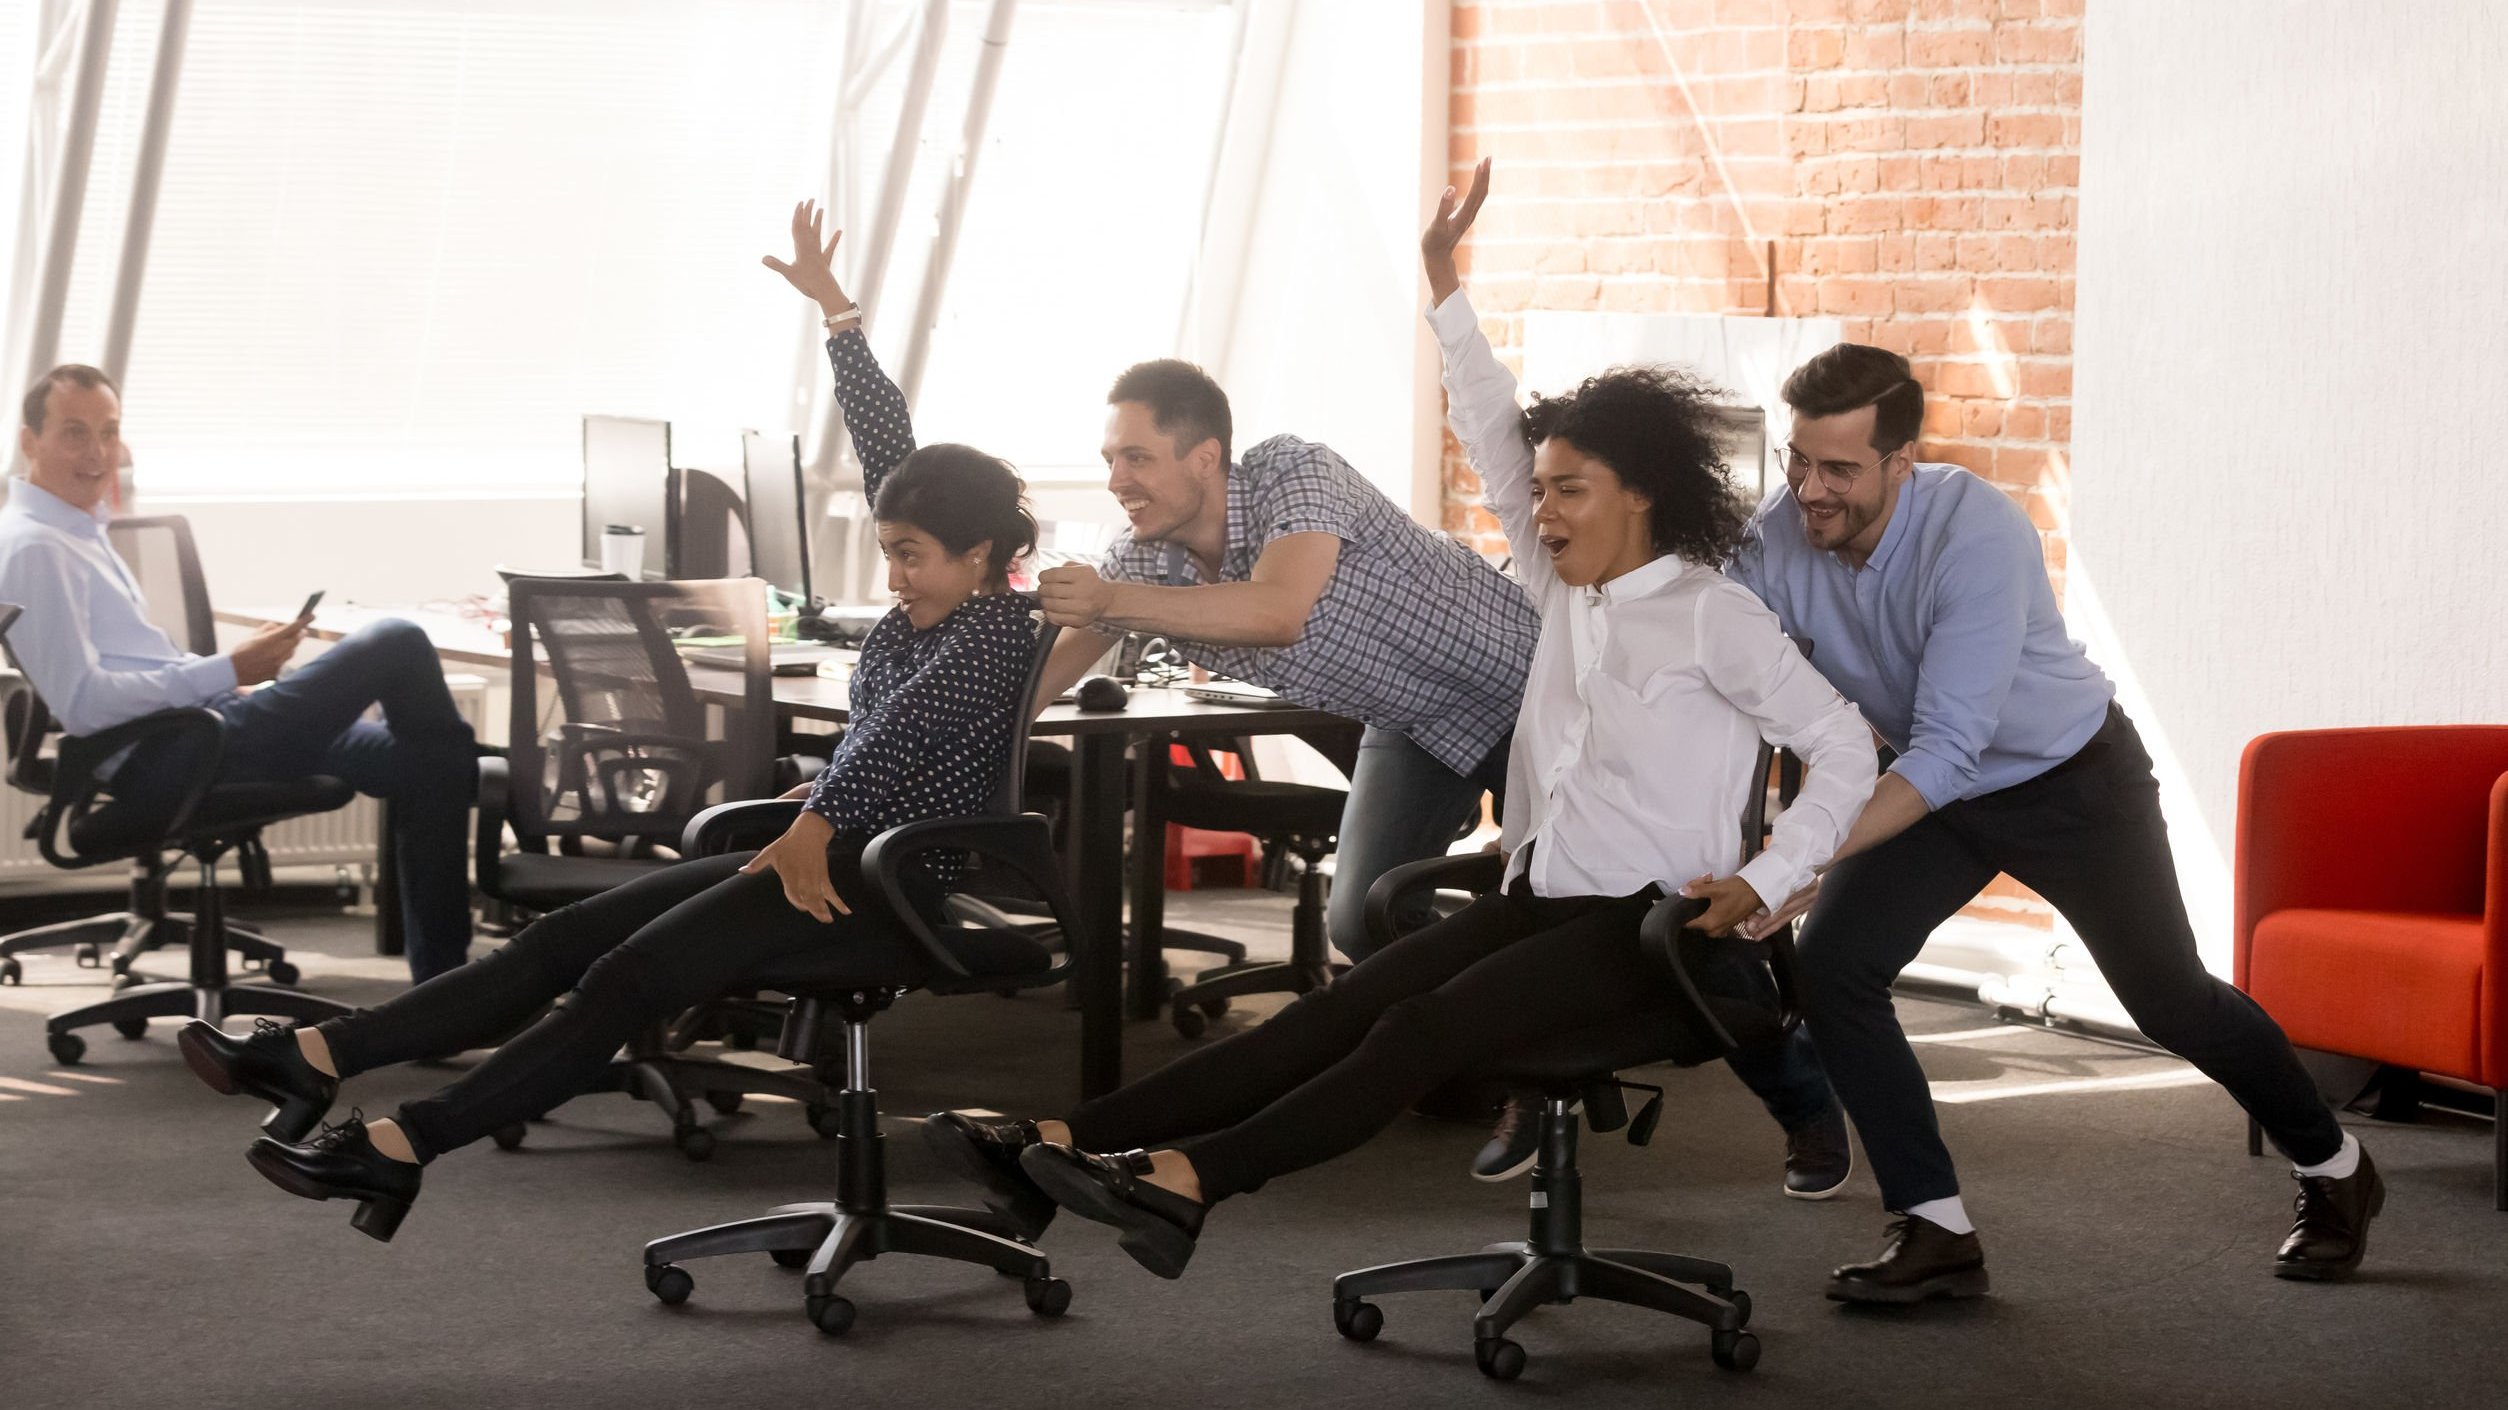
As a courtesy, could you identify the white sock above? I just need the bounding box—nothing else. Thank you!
[2293,1132,2360,1181]
[1905,1196,1974,1235]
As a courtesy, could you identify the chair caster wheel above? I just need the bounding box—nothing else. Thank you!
[725,1029,758,1051]
[0,957,20,985]
[806,1103,841,1138]
[1475,1336,1526,1381]
[266,960,301,987]
[1170,1004,1207,1039]
[704,1091,744,1115]
[47,1030,85,1064]
[1711,1329,1760,1372]
[111,971,141,992]
[1024,1276,1071,1317]
[109,951,133,976]
[1197,996,1229,1018]
[112,1017,148,1040]
[75,942,100,967]
[1722,1288,1751,1327]
[674,1126,716,1162]
[806,1293,856,1335]
[1331,1297,1382,1342]
[491,1124,527,1151]
[646,1263,693,1305]
[770,1247,813,1270]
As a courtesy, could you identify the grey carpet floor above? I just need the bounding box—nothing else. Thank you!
[2,888,2502,1410]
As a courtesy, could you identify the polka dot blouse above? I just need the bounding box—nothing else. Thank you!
[801,330,1038,881]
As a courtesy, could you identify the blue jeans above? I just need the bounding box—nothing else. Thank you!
[214,619,478,981]
[1327,726,1836,1135]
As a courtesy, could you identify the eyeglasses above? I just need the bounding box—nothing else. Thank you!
[1779,444,1901,494]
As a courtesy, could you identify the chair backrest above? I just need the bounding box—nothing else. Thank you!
[104,515,218,656]
[504,577,774,844]
[994,613,1060,815]
[0,602,58,795]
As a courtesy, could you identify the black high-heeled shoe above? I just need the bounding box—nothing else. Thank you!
[245,1111,423,1243]
[1018,1145,1206,1279]
[179,1017,338,1142]
[921,1112,1056,1237]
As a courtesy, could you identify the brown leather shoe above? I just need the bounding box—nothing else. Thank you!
[2273,1145,2383,1281]
[1826,1214,1990,1304]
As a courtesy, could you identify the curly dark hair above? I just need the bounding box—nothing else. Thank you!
[1518,365,1752,567]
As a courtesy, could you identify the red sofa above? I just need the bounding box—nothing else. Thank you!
[2236,726,2508,1209]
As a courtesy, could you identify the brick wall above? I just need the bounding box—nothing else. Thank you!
[1448,0,2080,929]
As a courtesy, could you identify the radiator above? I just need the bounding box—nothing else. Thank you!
[0,675,492,882]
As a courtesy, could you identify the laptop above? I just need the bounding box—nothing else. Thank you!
[684,642,845,677]
[1181,679,1296,709]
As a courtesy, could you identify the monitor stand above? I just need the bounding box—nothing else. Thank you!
[793,602,846,642]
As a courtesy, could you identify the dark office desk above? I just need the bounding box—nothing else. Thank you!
[723,669,1349,1099]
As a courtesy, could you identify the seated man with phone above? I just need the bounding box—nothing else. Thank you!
[0,365,480,981]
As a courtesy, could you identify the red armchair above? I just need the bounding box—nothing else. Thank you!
[2235,726,2508,1209]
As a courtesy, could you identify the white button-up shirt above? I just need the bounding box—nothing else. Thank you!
[1428,291,1877,907]
[0,478,236,736]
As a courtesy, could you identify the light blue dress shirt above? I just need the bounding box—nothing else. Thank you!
[0,478,236,736]
[1726,465,2114,809]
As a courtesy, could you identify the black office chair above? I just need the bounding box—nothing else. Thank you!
[1162,734,1352,1037]
[1327,735,1804,1381]
[0,605,356,1064]
[640,620,1081,1334]
[479,577,822,1159]
[0,516,297,987]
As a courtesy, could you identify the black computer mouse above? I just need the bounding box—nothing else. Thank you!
[1074,674,1130,713]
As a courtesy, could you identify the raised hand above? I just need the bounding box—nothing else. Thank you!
[761,198,852,318]
[1421,156,1492,306]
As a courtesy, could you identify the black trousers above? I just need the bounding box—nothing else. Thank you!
[1066,881,1701,1201]
[1795,704,2344,1210]
[318,846,921,1162]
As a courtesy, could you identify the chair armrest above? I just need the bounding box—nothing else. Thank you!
[2236,727,2508,985]
[43,707,226,867]
[1361,851,1507,953]
[1637,894,1803,1058]
[861,813,1080,980]
[680,799,806,858]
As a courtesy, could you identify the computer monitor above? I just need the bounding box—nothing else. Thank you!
[741,429,810,604]
[1707,403,1773,496]
[581,414,676,578]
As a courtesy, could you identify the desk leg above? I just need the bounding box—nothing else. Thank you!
[1127,736,1169,1020]
[1071,733,1128,1100]
[374,801,405,958]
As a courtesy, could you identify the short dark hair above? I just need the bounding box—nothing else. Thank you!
[1780,343,1923,453]
[1107,358,1232,467]
[1520,365,1752,568]
[21,364,118,433]
[872,443,1038,582]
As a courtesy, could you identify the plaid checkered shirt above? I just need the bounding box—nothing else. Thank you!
[1099,433,1538,776]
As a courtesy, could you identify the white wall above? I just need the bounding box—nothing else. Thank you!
[2073,1,2508,968]
[147,493,577,612]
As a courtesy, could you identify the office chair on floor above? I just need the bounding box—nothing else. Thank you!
[483,577,823,1159]
[0,605,354,1063]
[641,621,1080,1335]
[1328,734,1804,1380]
[1162,735,1350,1037]
[0,517,296,987]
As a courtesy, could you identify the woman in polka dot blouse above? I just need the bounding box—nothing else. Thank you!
[179,201,1047,1242]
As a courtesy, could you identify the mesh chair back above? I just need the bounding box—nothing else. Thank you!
[995,615,1059,815]
[505,577,774,845]
[103,515,218,656]
[0,603,58,795]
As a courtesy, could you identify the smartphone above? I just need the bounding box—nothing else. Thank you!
[297,589,325,622]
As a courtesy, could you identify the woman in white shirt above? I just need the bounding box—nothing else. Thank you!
[919,181,1878,1283]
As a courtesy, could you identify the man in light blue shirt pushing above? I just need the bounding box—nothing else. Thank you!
[1731,344,2377,1299]
[0,364,478,981]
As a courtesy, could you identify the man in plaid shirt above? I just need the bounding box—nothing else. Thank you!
[1035,360,1538,963]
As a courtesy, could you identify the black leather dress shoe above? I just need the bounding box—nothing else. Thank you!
[922,1112,1055,1236]
[179,1018,338,1142]
[1471,1095,1548,1182]
[1019,1145,1206,1279]
[2274,1146,2383,1281]
[1783,1104,1855,1200]
[245,1111,423,1243]
[1826,1215,1990,1304]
